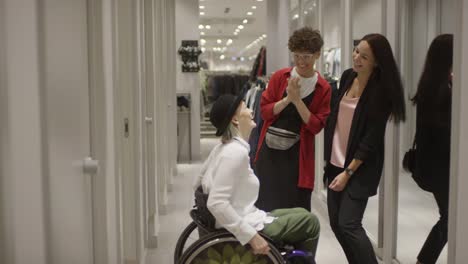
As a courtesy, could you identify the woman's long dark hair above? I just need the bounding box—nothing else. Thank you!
[362,33,406,123]
[412,34,453,106]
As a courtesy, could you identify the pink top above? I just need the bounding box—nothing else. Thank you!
[330,95,359,168]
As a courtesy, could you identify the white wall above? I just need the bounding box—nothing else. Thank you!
[175,0,201,161]
[353,0,382,39]
[441,0,456,34]
[0,1,48,263]
[323,0,341,49]
[449,1,468,262]
[266,0,290,74]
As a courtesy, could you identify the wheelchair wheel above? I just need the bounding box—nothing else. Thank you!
[178,231,284,264]
[174,221,200,263]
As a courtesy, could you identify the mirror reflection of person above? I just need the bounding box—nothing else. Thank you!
[254,27,331,212]
[194,93,320,260]
[323,34,406,264]
[412,34,453,264]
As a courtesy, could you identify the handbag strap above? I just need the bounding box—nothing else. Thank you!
[411,123,417,149]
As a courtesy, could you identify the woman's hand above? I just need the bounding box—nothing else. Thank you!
[286,77,301,104]
[328,171,351,192]
[248,233,271,255]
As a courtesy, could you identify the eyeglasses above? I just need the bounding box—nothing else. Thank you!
[292,53,315,61]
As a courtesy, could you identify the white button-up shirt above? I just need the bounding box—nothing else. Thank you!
[193,137,275,245]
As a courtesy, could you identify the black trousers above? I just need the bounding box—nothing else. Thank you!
[326,164,378,264]
[417,188,449,264]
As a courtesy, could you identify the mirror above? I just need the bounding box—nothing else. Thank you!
[397,0,455,263]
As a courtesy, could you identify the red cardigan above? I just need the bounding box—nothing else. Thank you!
[254,67,331,190]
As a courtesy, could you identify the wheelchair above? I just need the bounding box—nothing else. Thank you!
[174,187,316,264]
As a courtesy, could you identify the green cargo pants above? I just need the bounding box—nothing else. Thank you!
[261,207,320,255]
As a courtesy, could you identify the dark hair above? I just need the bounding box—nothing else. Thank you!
[361,33,406,123]
[288,27,324,53]
[412,34,453,106]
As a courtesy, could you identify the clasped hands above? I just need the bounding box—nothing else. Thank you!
[285,77,302,104]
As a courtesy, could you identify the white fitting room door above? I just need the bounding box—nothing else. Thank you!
[41,0,94,263]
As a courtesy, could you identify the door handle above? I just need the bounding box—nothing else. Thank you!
[145,117,153,124]
[83,157,99,174]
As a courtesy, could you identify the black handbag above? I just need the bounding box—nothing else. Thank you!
[403,133,432,191]
[402,137,416,173]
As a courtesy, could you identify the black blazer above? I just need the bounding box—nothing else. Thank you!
[414,94,451,193]
[324,69,390,199]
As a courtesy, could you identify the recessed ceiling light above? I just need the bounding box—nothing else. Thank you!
[247,12,253,16]
[304,11,308,15]
[262,34,267,38]
[200,12,205,15]
[235,28,240,32]
[238,25,244,29]
[243,19,248,24]
[217,39,222,44]
[234,32,238,35]
[240,57,245,61]
[252,6,257,9]
[256,0,264,2]
[199,5,205,9]
[200,32,205,35]
[226,39,233,45]
[201,47,206,52]
[200,39,206,45]
[205,25,211,29]
[220,55,225,60]
[198,24,204,29]
[293,14,299,19]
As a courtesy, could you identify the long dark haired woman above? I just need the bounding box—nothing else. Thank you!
[323,33,406,264]
[412,34,453,264]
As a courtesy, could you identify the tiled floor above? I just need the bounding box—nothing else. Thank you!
[146,138,447,264]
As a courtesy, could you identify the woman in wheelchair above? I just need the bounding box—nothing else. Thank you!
[192,92,320,262]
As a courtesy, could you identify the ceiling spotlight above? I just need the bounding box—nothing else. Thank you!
[238,25,244,29]
[217,39,222,44]
[235,28,240,32]
[243,19,248,24]
[200,39,206,45]
[313,3,317,7]
[201,47,206,52]
[293,14,299,19]
[304,11,308,15]
[252,6,257,9]
[240,57,245,61]
[220,55,225,60]
[198,24,204,29]
[200,32,205,35]
[212,47,217,51]
[200,12,205,15]
[205,25,211,29]
[234,32,238,35]
[247,12,253,15]
[226,39,233,45]
[199,5,205,9]
[262,34,267,38]
[257,0,264,2]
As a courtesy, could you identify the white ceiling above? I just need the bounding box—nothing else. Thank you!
[198,0,267,61]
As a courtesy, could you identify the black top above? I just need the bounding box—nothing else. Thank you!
[324,69,390,199]
[271,91,315,134]
[414,87,451,193]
